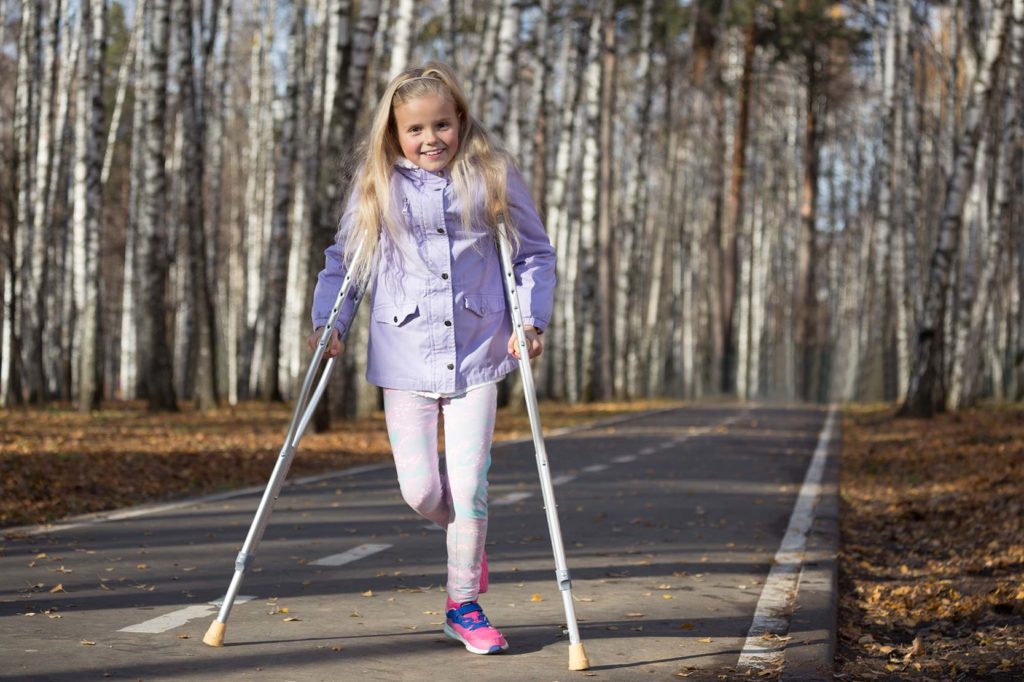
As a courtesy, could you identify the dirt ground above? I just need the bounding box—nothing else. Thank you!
[836,404,1024,680]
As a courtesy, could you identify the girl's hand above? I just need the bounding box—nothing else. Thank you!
[508,326,544,360]
[308,327,344,358]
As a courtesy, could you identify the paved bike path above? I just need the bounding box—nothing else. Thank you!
[0,405,837,681]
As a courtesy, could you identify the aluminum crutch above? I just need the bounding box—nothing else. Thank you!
[203,240,367,647]
[496,219,591,671]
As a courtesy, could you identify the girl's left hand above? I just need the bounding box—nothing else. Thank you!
[508,326,544,360]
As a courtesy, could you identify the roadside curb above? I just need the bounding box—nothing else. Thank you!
[782,409,841,680]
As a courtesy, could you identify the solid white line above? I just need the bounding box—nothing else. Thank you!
[310,543,393,567]
[492,491,533,507]
[119,596,255,634]
[611,455,636,464]
[736,407,836,671]
[582,464,608,473]
[551,474,577,486]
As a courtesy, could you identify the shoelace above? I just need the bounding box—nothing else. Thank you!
[448,602,493,631]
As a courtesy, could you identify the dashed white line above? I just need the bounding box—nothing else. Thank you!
[638,447,657,456]
[310,543,393,567]
[612,455,637,464]
[119,596,255,634]
[736,407,837,672]
[551,474,577,486]
[492,491,533,506]
[582,464,608,473]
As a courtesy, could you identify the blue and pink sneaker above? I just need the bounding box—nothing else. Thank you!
[444,597,508,654]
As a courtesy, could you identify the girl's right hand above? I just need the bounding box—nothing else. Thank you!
[308,327,344,358]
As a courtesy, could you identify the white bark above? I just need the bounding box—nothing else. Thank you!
[388,0,414,78]
[485,0,521,138]
[72,0,105,410]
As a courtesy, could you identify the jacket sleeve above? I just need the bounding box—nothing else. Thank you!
[507,166,556,332]
[310,191,362,338]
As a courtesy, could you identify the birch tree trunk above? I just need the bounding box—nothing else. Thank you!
[254,0,303,401]
[545,15,583,400]
[17,0,46,401]
[120,0,151,400]
[576,10,602,401]
[949,0,1022,409]
[206,0,234,402]
[900,0,1011,417]
[484,0,521,139]
[388,0,414,78]
[72,0,106,411]
[138,0,177,410]
[595,1,615,399]
[176,0,218,409]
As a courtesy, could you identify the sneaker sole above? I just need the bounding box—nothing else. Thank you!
[443,624,508,655]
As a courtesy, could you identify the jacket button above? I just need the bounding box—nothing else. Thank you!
[436,228,444,234]
[441,273,449,279]
[447,363,454,370]
[393,316,398,323]
[444,320,452,327]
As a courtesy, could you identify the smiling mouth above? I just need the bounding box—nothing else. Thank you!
[423,148,446,158]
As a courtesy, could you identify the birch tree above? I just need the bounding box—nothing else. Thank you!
[900,0,1012,417]
[71,0,106,411]
[138,0,177,410]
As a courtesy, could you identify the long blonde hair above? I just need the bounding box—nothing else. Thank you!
[341,62,518,284]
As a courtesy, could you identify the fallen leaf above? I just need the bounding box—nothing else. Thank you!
[80,640,96,646]
[680,623,695,630]
[361,590,374,597]
[283,617,300,622]
[49,583,64,593]
[625,612,645,618]
[530,594,543,602]
[697,637,713,643]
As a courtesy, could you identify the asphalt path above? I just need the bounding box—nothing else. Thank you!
[1,404,836,681]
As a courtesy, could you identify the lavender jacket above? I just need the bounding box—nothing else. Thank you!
[311,160,556,394]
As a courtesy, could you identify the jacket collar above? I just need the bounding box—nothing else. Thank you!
[394,156,450,189]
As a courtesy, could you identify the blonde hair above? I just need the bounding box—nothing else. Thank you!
[341,62,519,284]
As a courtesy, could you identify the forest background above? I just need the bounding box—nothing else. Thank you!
[0,0,1022,420]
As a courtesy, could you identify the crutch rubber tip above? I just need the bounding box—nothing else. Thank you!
[568,642,591,670]
[202,620,226,647]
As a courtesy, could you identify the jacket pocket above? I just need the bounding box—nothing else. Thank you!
[374,301,420,326]
[464,293,506,317]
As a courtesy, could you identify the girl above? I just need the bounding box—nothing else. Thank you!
[307,62,556,655]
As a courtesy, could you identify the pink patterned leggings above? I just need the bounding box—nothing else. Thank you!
[383,384,497,603]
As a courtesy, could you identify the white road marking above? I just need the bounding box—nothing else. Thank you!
[310,543,393,567]
[492,491,533,506]
[119,596,255,634]
[582,464,608,473]
[424,524,444,531]
[612,455,636,464]
[551,474,577,486]
[638,447,657,456]
[736,407,837,672]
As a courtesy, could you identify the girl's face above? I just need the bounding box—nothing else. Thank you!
[393,93,461,173]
